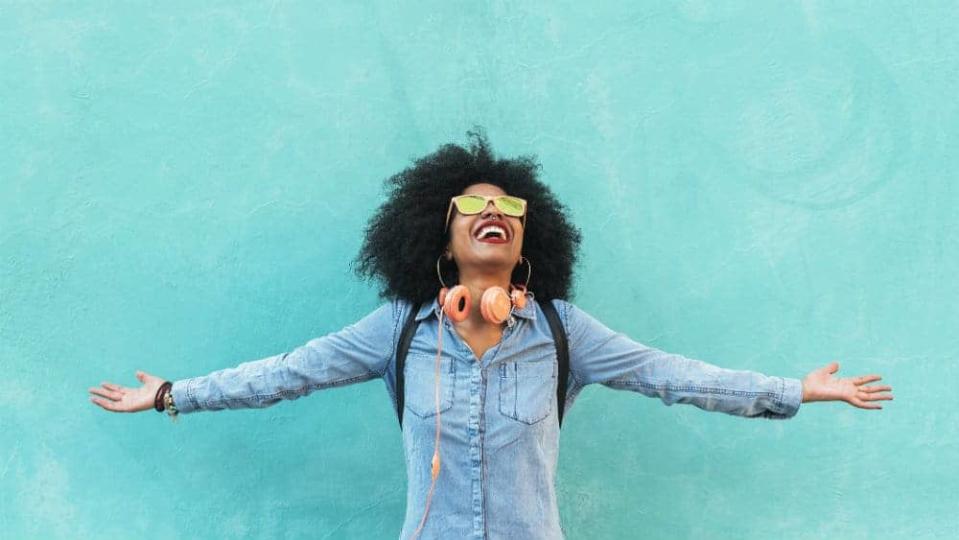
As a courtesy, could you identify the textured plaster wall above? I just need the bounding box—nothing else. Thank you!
[1,1,956,539]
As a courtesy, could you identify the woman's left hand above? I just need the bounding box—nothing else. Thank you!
[801,362,894,409]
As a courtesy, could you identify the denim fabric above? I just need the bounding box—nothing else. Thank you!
[172,296,803,539]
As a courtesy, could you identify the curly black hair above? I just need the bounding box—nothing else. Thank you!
[352,129,582,305]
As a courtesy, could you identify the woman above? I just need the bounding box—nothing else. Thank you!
[89,131,893,539]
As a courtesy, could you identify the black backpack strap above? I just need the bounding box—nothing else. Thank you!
[539,299,570,428]
[395,301,422,428]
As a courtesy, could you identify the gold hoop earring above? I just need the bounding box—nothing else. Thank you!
[514,256,531,287]
[436,253,451,289]
[509,256,532,309]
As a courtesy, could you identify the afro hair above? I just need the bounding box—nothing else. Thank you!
[352,129,582,304]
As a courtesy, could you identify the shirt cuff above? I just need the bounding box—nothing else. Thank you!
[170,379,199,415]
[775,377,803,419]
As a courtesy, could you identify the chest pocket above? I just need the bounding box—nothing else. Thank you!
[404,354,455,419]
[498,358,556,425]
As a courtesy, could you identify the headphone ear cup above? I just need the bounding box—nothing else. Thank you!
[442,285,471,323]
[510,284,527,310]
[480,286,512,324]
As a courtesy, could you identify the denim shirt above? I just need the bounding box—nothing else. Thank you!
[171,296,803,539]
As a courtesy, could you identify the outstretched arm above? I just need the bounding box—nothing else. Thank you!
[800,362,893,409]
[558,299,802,419]
[89,301,398,415]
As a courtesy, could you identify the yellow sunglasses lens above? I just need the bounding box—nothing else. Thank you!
[454,196,486,214]
[455,195,524,216]
[496,196,524,215]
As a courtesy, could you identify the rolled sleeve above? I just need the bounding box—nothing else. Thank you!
[772,377,804,419]
[558,299,802,420]
[170,379,201,414]
[169,301,398,414]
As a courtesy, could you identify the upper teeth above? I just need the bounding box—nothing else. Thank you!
[478,225,506,239]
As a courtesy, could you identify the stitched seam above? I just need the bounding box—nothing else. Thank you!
[498,361,553,424]
[405,356,454,417]
[557,299,583,387]
[607,378,776,398]
[378,298,401,379]
[200,372,378,407]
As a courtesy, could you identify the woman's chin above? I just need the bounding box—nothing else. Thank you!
[459,252,516,271]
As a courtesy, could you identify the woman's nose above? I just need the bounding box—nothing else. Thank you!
[480,201,502,218]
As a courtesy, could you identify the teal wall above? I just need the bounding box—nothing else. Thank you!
[1,1,955,538]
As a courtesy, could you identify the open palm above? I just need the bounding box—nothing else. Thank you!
[801,362,893,409]
[89,371,165,413]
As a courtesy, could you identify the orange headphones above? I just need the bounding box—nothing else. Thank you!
[437,255,530,324]
[410,254,531,539]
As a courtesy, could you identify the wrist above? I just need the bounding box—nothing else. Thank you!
[801,379,826,403]
[154,381,172,412]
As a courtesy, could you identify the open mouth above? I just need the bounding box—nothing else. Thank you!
[475,222,510,244]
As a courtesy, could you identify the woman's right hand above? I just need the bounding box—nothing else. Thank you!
[89,371,167,413]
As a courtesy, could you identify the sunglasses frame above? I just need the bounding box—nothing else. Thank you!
[444,194,528,232]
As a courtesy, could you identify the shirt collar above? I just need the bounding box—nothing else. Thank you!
[414,294,537,322]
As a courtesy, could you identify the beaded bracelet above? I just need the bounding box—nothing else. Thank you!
[153,381,179,422]
[155,381,172,412]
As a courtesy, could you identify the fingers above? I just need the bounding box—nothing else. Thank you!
[858,390,893,400]
[90,392,126,411]
[89,382,129,413]
[849,397,883,410]
[90,396,120,411]
[849,387,894,409]
[858,390,893,401]
[853,374,882,386]
[824,362,840,374]
[89,383,124,401]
